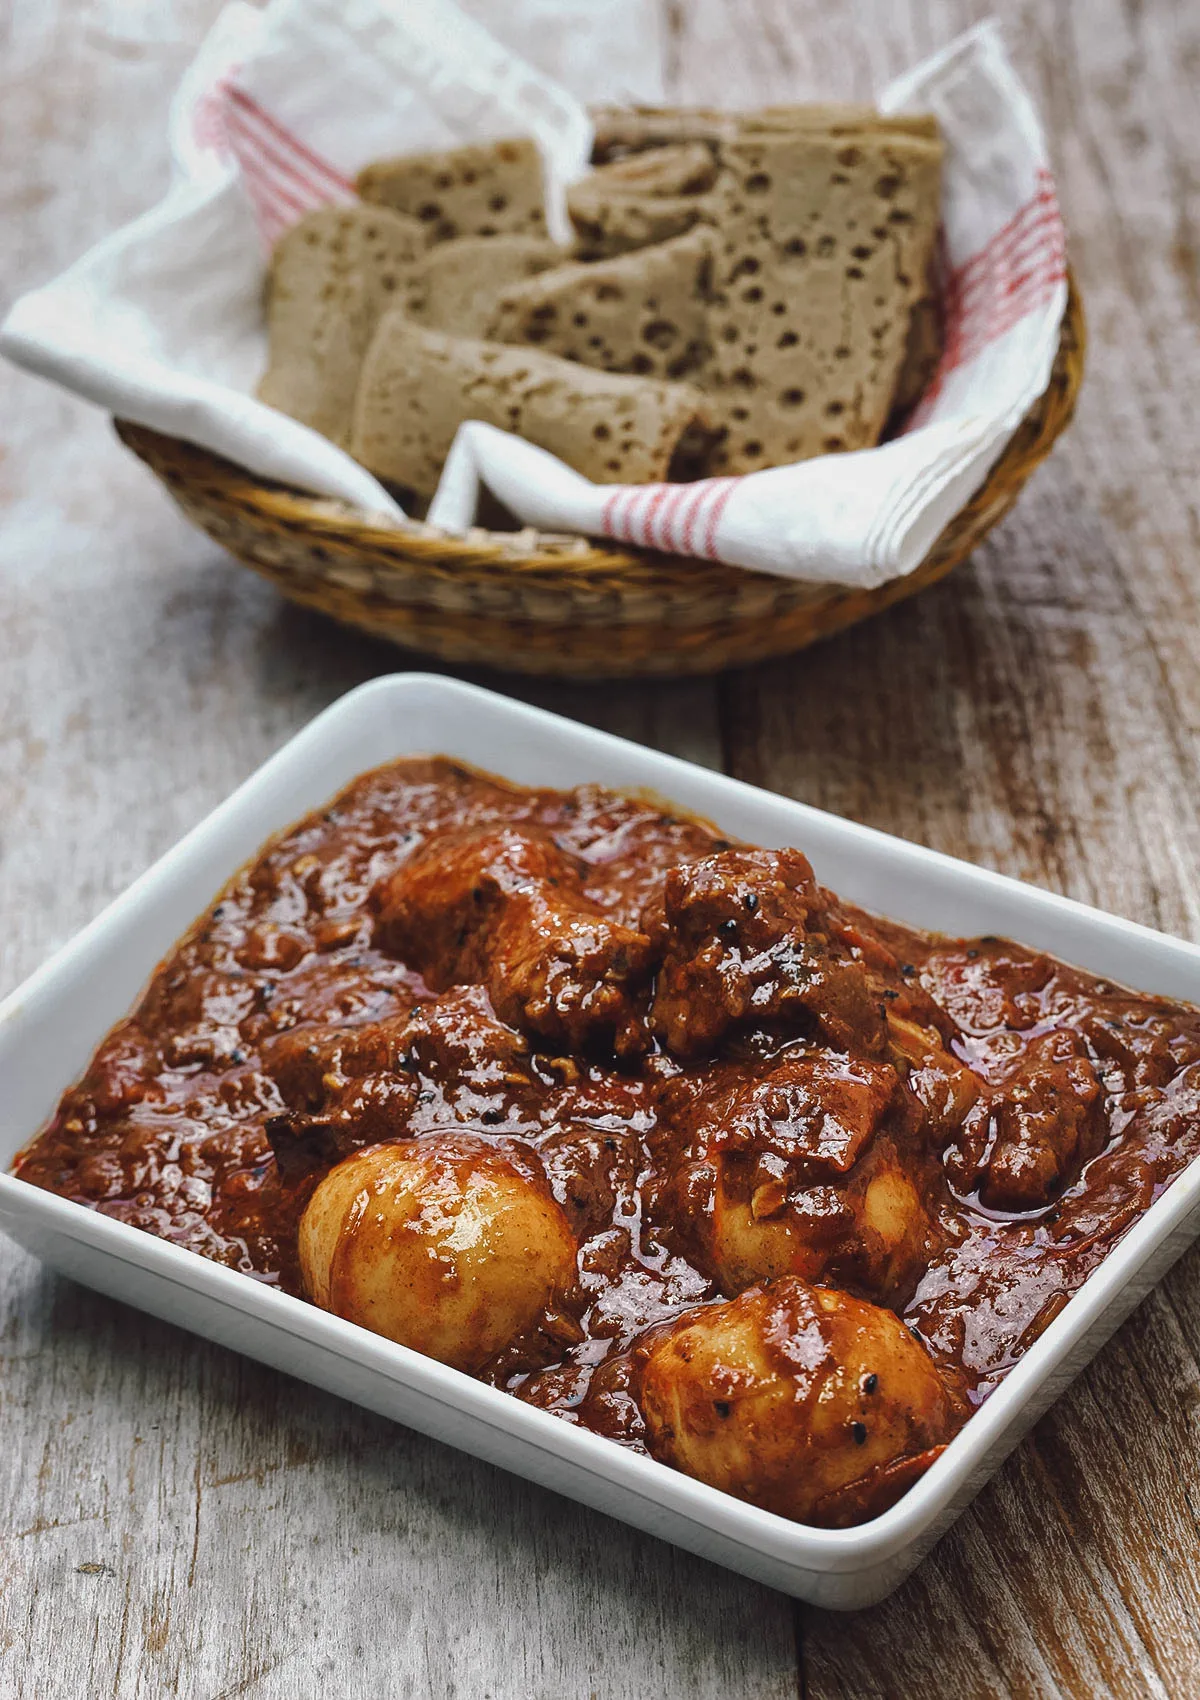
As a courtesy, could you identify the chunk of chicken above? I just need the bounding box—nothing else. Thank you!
[261,1013,419,1177]
[262,987,535,1180]
[885,1011,980,1143]
[374,827,656,1055]
[299,1133,578,1372]
[947,1031,1106,1211]
[639,1276,959,1525]
[654,1049,939,1306]
[649,849,886,1060]
[263,1013,415,1110]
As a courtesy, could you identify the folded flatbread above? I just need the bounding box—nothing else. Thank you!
[486,226,714,383]
[257,204,426,447]
[589,105,938,157]
[405,236,564,335]
[568,143,719,259]
[357,138,547,243]
[589,107,739,161]
[351,312,713,497]
[742,107,939,139]
[889,284,944,423]
[583,142,719,197]
[702,121,942,472]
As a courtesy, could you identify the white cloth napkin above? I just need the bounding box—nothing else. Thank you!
[0,3,1067,590]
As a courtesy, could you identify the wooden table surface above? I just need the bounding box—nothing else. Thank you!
[3,1,1200,1694]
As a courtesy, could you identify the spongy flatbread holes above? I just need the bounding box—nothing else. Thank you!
[257,204,427,447]
[485,227,716,383]
[350,312,713,498]
[357,138,548,244]
[704,124,942,473]
[405,236,566,336]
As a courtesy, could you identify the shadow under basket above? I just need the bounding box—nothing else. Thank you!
[116,278,1084,681]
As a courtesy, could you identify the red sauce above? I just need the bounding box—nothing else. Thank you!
[16,759,1200,1521]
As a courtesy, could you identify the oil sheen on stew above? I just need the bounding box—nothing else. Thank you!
[17,760,1200,1528]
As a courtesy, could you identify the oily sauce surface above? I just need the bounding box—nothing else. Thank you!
[17,761,1200,1481]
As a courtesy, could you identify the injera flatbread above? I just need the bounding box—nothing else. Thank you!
[702,123,942,472]
[889,282,944,423]
[590,105,938,159]
[579,142,719,197]
[350,312,713,497]
[357,139,547,243]
[590,107,740,161]
[741,108,939,140]
[485,226,715,383]
[568,143,719,259]
[405,236,565,335]
[257,204,426,447]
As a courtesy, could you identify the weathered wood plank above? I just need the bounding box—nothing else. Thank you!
[3,0,1200,1694]
[713,0,1200,1692]
[0,8,789,1697]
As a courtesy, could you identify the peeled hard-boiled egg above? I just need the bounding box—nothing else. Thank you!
[299,1133,577,1373]
[640,1275,956,1524]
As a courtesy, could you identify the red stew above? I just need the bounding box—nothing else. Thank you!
[17,760,1200,1524]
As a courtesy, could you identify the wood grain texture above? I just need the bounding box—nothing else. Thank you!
[1,0,1198,1695]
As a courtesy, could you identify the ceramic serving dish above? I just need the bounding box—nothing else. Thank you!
[2,673,1198,1607]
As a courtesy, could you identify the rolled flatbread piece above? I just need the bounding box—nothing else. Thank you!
[568,143,719,259]
[350,312,714,498]
[356,138,547,243]
[486,226,714,383]
[703,123,942,472]
[569,190,711,260]
[257,204,427,447]
[583,142,719,197]
[405,236,565,335]
[590,107,739,161]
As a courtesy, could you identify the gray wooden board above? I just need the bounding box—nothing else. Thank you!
[2,0,1200,1693]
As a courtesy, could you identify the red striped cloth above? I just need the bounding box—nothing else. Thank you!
[600,478,740,559]
[907,168,1067,426]
[197,75,354,247]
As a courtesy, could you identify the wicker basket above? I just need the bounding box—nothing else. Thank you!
[116,277,1084,680]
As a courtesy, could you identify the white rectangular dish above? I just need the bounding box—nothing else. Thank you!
[3,672,1199,1609]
